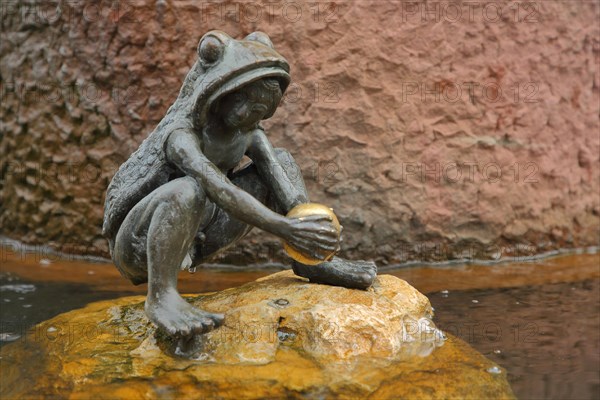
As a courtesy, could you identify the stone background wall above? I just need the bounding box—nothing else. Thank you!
[1,0,599,265]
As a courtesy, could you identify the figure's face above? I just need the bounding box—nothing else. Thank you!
[190,31,291,131]
[218,79,281,129]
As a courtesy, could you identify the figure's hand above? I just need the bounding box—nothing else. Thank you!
[282,215,340,261]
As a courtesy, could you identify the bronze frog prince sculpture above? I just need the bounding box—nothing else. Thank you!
[103,31,377,338]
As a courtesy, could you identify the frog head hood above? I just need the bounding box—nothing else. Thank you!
[171,31,291,132]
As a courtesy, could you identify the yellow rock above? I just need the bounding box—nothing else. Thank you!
[0,271,515,399]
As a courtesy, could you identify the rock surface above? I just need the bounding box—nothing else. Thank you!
[0,271,514,399]
[1,0,598,263]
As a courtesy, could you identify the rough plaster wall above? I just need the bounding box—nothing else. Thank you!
[1,0,598,265]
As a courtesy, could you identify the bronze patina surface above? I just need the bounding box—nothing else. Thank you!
[102,31,376,341]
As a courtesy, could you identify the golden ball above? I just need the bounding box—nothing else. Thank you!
[283,203,341,265]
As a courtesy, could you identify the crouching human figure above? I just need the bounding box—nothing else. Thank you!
[103,31,377,339]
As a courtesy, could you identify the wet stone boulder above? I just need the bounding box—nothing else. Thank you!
[0,271,514,399]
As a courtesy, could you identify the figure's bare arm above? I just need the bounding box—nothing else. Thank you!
[166,129,338,260]
[166,129,290,236]
[246,128,307,213]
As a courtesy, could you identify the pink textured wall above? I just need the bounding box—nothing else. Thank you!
[1,1,598,264]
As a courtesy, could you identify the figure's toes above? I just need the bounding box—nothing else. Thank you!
[170,316,197,337]
[188,319,206,335]
[177,321,192,338]
[365,267,377,280]
[158,317,186,337]
[194,309,225,328]
[357,263,377,284]
[347,264,376,289]
[178,308,208,334]
[187,316,213,334]
[164,325,177,336]
[356,271,375,288]
[359,261,378,275]
[208,312,225,328]
[181,310,202,335]
[185,309,222,334]
[202,317,216,332]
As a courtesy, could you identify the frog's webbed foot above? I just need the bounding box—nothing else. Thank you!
[292,257,377,290]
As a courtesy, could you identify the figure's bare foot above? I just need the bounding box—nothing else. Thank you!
[292,257,377,290]
[145,290,224,337]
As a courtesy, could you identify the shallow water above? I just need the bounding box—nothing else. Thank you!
[0,253,598,399]
[0,272,136,341]
[429,279,599,400]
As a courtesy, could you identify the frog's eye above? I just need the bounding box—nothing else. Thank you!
[245,32,274,49]
[198,35,224,67]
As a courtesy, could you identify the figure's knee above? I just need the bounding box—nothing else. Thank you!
[111,177,205,285]
[159,177,204,213]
